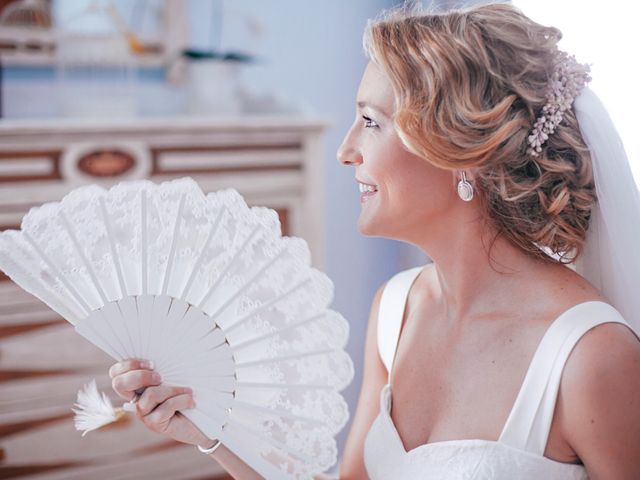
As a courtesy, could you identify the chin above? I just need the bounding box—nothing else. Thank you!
[357,215,392,238]
[357,216,376,236]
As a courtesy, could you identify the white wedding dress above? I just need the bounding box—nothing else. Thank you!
[364,265,632,480]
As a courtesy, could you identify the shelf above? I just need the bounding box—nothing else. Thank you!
[0,26,168,67]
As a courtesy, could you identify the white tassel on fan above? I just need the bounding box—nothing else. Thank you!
[0,177,354,479]
[72,379,128,436]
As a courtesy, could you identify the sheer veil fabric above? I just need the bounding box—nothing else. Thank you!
[573,87,640,332]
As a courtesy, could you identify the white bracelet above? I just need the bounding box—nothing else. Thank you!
[197,439,222,455]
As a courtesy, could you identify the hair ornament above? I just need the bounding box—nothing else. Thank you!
[527,50,591,157]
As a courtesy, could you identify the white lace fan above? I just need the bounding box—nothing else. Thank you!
[0,177,353,479]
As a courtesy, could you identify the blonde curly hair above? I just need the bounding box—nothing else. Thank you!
[363,1,596,263]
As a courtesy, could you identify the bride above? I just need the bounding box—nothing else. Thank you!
[109,3,640,478]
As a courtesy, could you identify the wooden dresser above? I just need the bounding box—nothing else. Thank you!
[0,116,327,479]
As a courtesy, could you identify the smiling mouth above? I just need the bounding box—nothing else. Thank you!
[358,182,378,204]
[358,182,378,193]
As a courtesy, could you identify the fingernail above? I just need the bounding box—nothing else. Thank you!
[152,372,162,382]
[183,387,192,394]
[141,360,154,369]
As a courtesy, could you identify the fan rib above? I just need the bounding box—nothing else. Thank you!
[141,190,148,295]
[160,335,229,376]
[161,193,186,296]
[231,312,324,352]
[160,353,233,381]
[162,370,235,384]
[224,277,312,335]
[197,224,261,310]
[160,349,234,378]
[180,207,226,299]
[231,399,325,427]
[97,305,132,358]
[221,417,318,465]
[177,374,236,392]
[216,429,298,480]
[159,305,205,357]
[144,295,172,363]
[188,404,230,427]
[235,348,337,369]
[120,294,143,356]
[236,382,335,390]
[23,231,91,316]
[75,309,127,359]
[105,300,137,357]
[151,298,192,371]
[206,244,289,323]
[137,295,155,360]
[1,234,82,323]
[59,210,109,305]
[99,197,127,298]
[169,371,236,380]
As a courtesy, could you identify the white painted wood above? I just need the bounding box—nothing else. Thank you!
[158,149,303,171]
[0,158,53,175]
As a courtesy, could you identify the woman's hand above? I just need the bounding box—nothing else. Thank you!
[110,359,264,479]
[109,358,214,449]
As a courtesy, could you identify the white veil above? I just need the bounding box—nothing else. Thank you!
[573,87,640,332]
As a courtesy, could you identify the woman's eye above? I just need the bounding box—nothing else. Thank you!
[362,115,378,128]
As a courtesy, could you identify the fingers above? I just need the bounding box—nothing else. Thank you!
[136,385,193,417]
[145,393,194,427]
[137,391,195,433]
[109,358,153,379]
[111,366,161,401]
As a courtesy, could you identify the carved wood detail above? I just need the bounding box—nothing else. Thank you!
[77,149,136,177]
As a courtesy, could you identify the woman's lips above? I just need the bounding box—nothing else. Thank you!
[360,190,378,203]
[357,179,378,203]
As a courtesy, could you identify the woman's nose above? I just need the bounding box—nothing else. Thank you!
[337,138,362,167]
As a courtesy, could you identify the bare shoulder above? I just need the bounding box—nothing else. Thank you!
[531,263,610,322]
[563,319,640,392]
[559,313,640,477]
[548,263,606,301]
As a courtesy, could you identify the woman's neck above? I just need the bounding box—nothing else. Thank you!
[413,219,551,324]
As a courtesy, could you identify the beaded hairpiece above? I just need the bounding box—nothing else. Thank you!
[527,50,592,157]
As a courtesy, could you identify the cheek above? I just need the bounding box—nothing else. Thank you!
[365,134,455,207]
[388,162,455,212]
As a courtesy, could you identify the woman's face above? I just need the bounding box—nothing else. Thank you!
[337,61,458,242]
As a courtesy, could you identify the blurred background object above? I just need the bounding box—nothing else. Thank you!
[0,0,51,28]
[55,1,138,117]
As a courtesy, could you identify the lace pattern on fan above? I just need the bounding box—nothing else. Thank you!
[0,177,354,479]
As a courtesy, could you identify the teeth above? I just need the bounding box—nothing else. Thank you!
[359,183,378,193]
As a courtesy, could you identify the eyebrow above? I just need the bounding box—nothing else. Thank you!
[357,101,390,117]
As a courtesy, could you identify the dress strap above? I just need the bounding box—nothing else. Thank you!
[377,265,425,382]
[498,301,631,455]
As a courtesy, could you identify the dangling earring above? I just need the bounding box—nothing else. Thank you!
[457,171,474,202]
